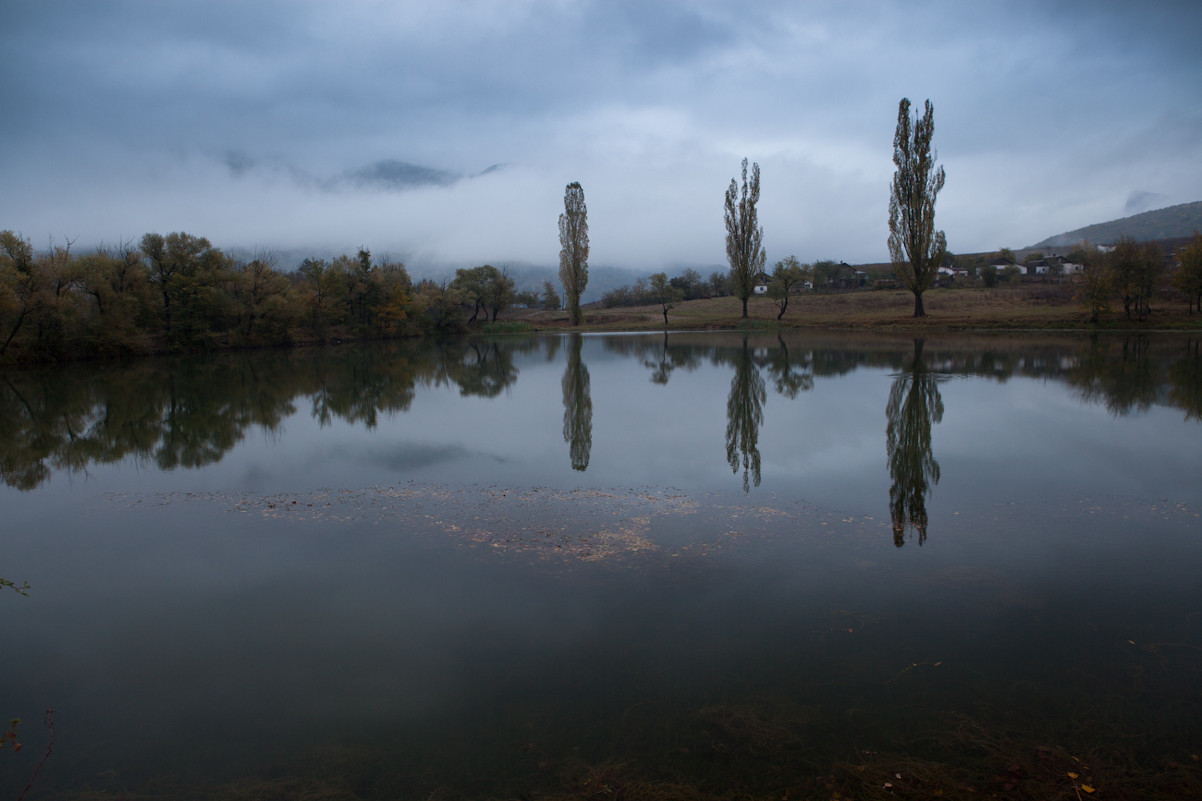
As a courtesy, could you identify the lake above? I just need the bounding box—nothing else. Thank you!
[2,331,1200,800]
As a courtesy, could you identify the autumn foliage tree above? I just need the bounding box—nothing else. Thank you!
[1171,233,1202,314]
[1078,256,1113,323]
[0,230,38,357]
[0,222,458,362]
[767,256,808,320]
[1110,236,1162,321]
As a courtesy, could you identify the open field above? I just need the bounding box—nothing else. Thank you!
[506,284,1202,333]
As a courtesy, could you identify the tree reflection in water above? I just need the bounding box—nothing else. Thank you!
[4,333,1202,492]
[764,334,813,398]
[885,338,945,547]
[638,332,704,385]
[1068,335,1158,416]
[725,336,766,493]
[1169,338,1202,422]
[561,333,592,471]
[443,340,520,399]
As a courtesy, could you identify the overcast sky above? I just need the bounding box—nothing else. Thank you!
[2,0,1200,273]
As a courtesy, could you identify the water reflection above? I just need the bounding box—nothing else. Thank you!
[1169,339,1202,421]
[439,339,520,399]
[764,335,814,398]
[1067,336,1158,416]
[885,339,945,547]
[641,332,704,385]
[0,358,300,489]
[3,333,1202,492]
[5,334,1202,800]
[561,334,592,471]
[308,346,418,427]
[725,336,766,493]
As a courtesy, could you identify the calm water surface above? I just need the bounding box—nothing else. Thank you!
[2,332,1200,800]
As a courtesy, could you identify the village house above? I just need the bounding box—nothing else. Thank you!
[1026,256,1083,276]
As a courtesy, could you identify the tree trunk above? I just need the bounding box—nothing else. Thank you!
[741,297,748,318]
[913,290,926,317]
[0,309,29,356]
[662,306,669,325]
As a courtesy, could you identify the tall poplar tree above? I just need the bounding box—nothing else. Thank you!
[724,158,766,319]
[558,182,589,326]
[888,98,946,318]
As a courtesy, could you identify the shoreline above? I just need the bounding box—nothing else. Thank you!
[3,286,1199,368]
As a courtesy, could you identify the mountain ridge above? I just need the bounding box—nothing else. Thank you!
[1029,200,1202,249]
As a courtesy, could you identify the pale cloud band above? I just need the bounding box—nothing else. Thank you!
[2,0,1199,271]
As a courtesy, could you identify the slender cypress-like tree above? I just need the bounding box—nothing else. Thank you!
[558,182,589,326]
[724,158,766,319]
[888,98,946,318]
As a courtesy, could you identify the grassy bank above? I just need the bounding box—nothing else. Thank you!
[505,285,1202,333]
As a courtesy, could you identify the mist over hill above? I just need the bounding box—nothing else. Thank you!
[1029,200,1202,248]
[228,244,662,306]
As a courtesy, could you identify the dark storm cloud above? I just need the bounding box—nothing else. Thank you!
[2,0,1200,269]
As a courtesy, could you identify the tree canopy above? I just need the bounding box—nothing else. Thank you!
[724,158,766,319]
[1172,233,1202,314]
[888,98,946,317]
[558,182,589,326]
[767,256,809,320]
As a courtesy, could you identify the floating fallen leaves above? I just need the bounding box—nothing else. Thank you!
[886,659,943,683]
[105,483,881,565]
[1067,769,1098,798]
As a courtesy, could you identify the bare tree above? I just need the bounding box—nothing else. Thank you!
[558,182,589,326]
[888,98,946,317]
[724,158,766,318]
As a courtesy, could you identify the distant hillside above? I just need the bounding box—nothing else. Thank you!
[344,159,458,190]
[1030,200,1202,248]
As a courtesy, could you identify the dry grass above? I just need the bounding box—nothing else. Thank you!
[506,285,1202,333]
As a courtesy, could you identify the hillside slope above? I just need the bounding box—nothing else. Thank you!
[1030,200,1202,248]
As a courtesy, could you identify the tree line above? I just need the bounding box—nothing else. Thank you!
[1076,233,1202,322]
[0,228,563,363]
